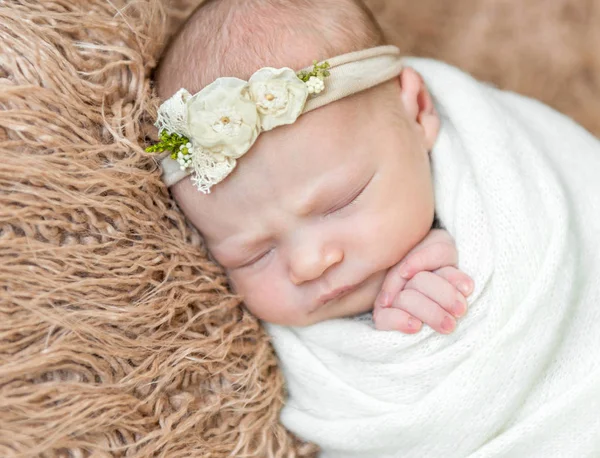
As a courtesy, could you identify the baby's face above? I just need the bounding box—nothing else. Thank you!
[173,81,435,326]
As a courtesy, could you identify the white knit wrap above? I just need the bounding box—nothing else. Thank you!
[266,58,600,457]
[158,46,404,188]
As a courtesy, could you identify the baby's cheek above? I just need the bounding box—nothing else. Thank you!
[371,203,433,266]
[231,270,302,325]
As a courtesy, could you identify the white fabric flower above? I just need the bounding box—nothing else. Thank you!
[249,67,309,131]
[186,77,260,159]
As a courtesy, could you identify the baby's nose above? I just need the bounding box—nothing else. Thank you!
[289,246,344,285]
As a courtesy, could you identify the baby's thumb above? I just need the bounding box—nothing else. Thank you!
[375,264,409,311]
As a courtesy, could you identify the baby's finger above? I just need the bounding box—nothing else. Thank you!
[396,241,458,281]
[434,266,474,297]
[404,271,468,318]
[392,289,457,334]
[376,263,409,309]
[374,307,423,333]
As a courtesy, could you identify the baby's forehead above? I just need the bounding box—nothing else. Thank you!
[232,98,373,179]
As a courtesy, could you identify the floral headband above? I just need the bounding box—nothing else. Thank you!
[147,45,404,193]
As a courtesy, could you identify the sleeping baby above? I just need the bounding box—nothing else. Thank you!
[153,0,474,335]
[148,0,600,457]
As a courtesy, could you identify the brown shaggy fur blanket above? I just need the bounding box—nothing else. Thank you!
[1,0,598,456]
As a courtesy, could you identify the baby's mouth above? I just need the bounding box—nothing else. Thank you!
[309,271,386,315]
[317,282,362,307]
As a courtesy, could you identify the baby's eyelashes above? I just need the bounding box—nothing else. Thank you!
[324,185,366,217]
[323,173,373,218]
[233,247,275,270]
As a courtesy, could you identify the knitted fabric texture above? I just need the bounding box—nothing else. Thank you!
[266,58,600,457]
[2,0,600,456]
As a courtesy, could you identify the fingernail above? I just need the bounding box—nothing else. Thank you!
[376,291,392,308]
[458,281,472,295]
[399,264,411,279]
[441,316,455,334]
[453,300,466,317]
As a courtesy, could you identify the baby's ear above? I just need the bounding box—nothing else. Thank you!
[398,67,440,151]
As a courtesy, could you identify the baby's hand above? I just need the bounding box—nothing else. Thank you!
[373,229,474,334]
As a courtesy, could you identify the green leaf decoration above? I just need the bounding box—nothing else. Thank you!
[297,61,331,83]
[145,131,191,160]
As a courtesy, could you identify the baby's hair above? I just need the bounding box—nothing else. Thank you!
[156,0,385,98]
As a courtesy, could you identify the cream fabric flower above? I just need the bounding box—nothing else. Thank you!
[186,77,260,159]
[249,67,309,131]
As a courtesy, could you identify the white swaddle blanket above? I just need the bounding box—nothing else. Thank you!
[265,58,600,457]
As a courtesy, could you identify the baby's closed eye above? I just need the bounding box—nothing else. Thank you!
[323,173,374,217]
[235,247,275,270]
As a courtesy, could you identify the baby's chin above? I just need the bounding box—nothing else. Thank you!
[300,271,386,326]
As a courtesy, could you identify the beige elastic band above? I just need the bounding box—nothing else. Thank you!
[303,45,403,113]
[159,45,404,187]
